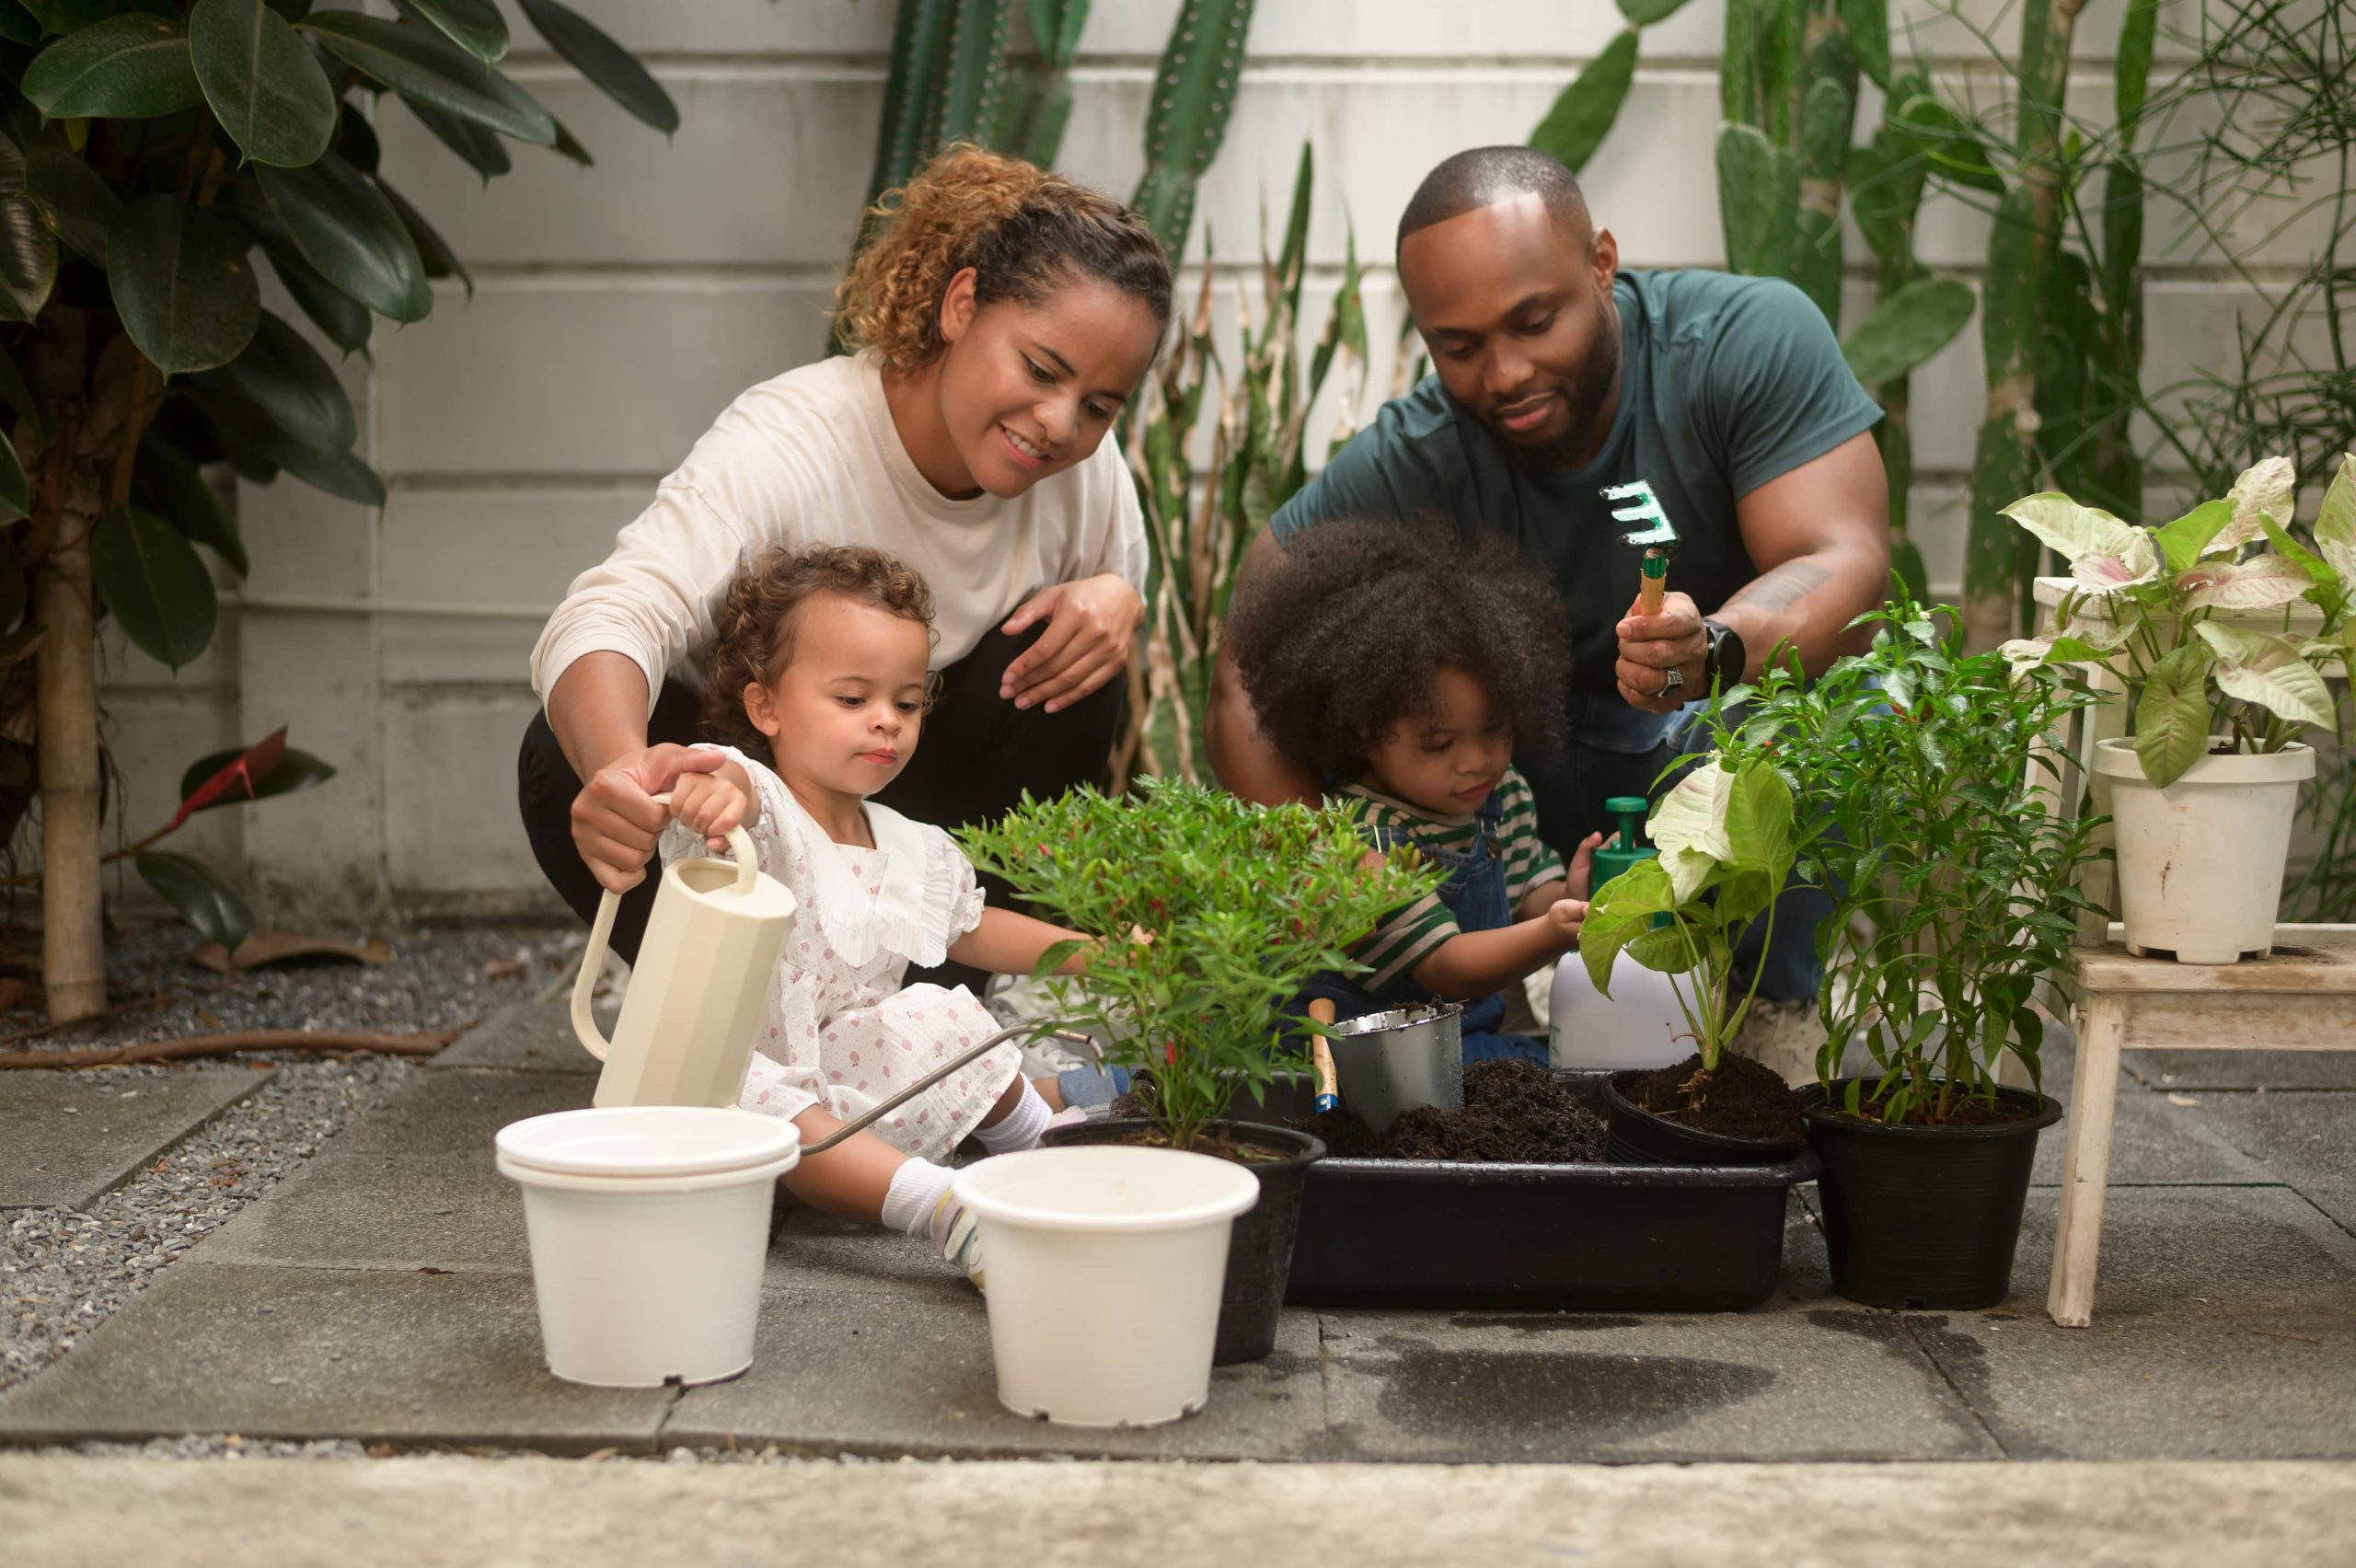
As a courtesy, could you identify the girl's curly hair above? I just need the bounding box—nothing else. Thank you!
[701,545,939,754]
[834,144,1172,375]
[1222,519,1572,776]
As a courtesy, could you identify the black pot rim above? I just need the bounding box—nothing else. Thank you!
[1045,1116,1327,1174]
[1603,1069,1806,1155]
[1796,1079,2063,1138]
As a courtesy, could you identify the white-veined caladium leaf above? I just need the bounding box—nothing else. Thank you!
[1646,760,1734,905]
[2177,553,2316,612]
[2215,455,2296,555]
[2315,452,2356,584]
[2194,621,2336,730]
[2001,492,2149,576]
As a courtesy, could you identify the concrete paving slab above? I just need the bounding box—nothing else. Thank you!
[1906,1186,2356,1459]
[665,1286,1328,1459]
[2172,1092,2356,1231]
[2028,1078,2278,1187]
[330,1068,592,1157]
[9,1456,2355,1568]
[431,996,606,1075]
[202,1148,531,1275]
[766,1207,970,1301]
[0,1262,669,1453]
[2124,1050,2356,1091]
[1311,1304,1998,1462]
[0,1069,273,1209]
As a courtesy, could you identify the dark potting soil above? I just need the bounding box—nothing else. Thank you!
[1624,1052,1806,1143]
[1301,1059,1609,1163]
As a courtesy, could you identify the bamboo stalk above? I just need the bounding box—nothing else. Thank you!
[34,476,103,1022]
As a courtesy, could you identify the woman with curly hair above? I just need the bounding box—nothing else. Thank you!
[1223,520,1600,1062]
[520,146,1172,973]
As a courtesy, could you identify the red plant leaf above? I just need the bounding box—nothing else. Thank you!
[165,726,287,834]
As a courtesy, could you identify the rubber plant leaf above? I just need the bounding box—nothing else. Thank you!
[298,11,555,144]
[190,0,338,168]
[106,194,260,373]
[178,740,335,808]
[517,0,676,133]
[21,14,204,119]
[90,506,217,669]
[165,725,287,833]
[135,848,254,951]
[194,306,358,452]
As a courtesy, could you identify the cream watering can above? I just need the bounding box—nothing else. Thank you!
[571,798,798,1109]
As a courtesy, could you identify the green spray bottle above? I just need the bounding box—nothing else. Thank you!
[1593,795,1657,887]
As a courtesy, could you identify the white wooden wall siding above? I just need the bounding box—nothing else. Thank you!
[85,0,2310,921]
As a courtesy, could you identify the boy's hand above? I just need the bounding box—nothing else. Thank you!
[669,771,751,851]
[1566,831,1603,900]
[1547,897,1589,945]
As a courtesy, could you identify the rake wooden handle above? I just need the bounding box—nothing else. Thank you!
[1309,998,1339,1114]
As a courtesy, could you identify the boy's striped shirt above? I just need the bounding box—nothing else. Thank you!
[1341,767,1567,996]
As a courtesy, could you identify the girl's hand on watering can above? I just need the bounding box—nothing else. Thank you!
[670,770,751,852]
[1565,832,1603,900]
[1547,897,1590,945]
[572,744,726,894]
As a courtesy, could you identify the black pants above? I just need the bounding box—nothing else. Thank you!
[518,627,1126,984]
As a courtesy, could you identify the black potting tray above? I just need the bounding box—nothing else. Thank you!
[1282,1074,1819,1312]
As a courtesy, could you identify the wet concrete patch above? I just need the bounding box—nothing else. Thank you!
[1371,1343,1774,1446]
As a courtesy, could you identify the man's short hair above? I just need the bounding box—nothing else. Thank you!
[1397,146,1591,252]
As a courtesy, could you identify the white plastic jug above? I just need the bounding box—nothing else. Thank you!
[1549,951,1692,1072]
[572,803,797,1110]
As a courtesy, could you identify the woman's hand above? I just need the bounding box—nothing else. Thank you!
[569,744,725,894]
[669,769,752,852]
[1565,831,1603,901]
[999,572,1143,713]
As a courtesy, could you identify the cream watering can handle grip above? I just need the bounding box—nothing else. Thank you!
[571,790,760,1066]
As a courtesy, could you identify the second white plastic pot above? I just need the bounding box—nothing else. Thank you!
[496,1106,799,1388]
[2094,738,2313,963]
[953,1144,1258,1427]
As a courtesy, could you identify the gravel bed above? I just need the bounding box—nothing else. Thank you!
[1,924,582,1397]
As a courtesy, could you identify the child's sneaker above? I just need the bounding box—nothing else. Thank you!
[928,1188,985,1292]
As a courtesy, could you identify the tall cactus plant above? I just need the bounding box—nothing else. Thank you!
[859,0,1013,248]
[995,0,1089,167]
[1131,0,1256,261]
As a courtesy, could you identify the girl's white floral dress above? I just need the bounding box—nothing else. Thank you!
[656,744,1022,1162]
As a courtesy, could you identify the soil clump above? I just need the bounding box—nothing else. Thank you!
[1623,1051,1804,1142]
[1303,1059,1607,1162]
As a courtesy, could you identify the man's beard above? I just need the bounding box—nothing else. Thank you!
[1502,289,1623,471]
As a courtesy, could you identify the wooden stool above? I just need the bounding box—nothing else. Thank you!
[2051,924,2356,1326]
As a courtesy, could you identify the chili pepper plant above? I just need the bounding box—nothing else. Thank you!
[961,778,1438,1150]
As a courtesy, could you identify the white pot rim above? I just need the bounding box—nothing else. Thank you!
[496,1106,800,1180]
[2093,737,2316,784]
[953,1144,1259,1234]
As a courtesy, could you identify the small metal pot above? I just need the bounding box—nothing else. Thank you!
[1326,1002,1464,1133]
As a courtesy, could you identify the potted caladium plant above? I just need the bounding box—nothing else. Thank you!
[1578,752,1807,1165]
[1737,598,2108,1308]
[2002,455,2355,963]
[960,778,1436,1371]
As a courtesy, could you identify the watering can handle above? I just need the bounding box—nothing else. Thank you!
[570,790,760,1065]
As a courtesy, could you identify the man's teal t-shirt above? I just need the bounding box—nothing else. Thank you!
[1271,269,1882,700]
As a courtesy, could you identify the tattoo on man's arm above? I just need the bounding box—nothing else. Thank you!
[1726,560,1832,616]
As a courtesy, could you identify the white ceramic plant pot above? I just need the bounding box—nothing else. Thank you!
[496,1106,800,1388]
[953,1145,1258,1427]
[1550,951,1692,1071]
[2093,738,2314,964]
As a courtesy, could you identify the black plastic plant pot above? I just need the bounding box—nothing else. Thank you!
[1131,1070,1320,1128]
[1603,1070,1806,1168]
[1798,1080,2064,1310]
[1041,1117,1324,1365]
[1287,1073,1819,1310]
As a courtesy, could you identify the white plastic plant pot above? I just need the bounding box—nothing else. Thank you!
[953,1144,1259,1428]
[2094,738,2314,964]
[1550,951,1692,1071]
[495,1106,800,1389]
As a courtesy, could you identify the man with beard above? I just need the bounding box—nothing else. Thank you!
[1207,144,1890,1001]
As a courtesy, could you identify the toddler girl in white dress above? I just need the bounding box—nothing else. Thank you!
[658,544,1100,1285]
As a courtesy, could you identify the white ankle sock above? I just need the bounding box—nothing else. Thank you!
[881,1158,955,1239]
[974,1079,1051,1155]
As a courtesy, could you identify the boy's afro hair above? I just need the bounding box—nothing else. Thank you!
[1222,517,1572,775]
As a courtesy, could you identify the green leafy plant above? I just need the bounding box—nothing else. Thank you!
[1578,751,1797,1082]
[1729,598,2107,1124]
[1116,142,1367,786]
[960,778,1438,1150]
[2000,454,2356,786]
[1,2,676,1020]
